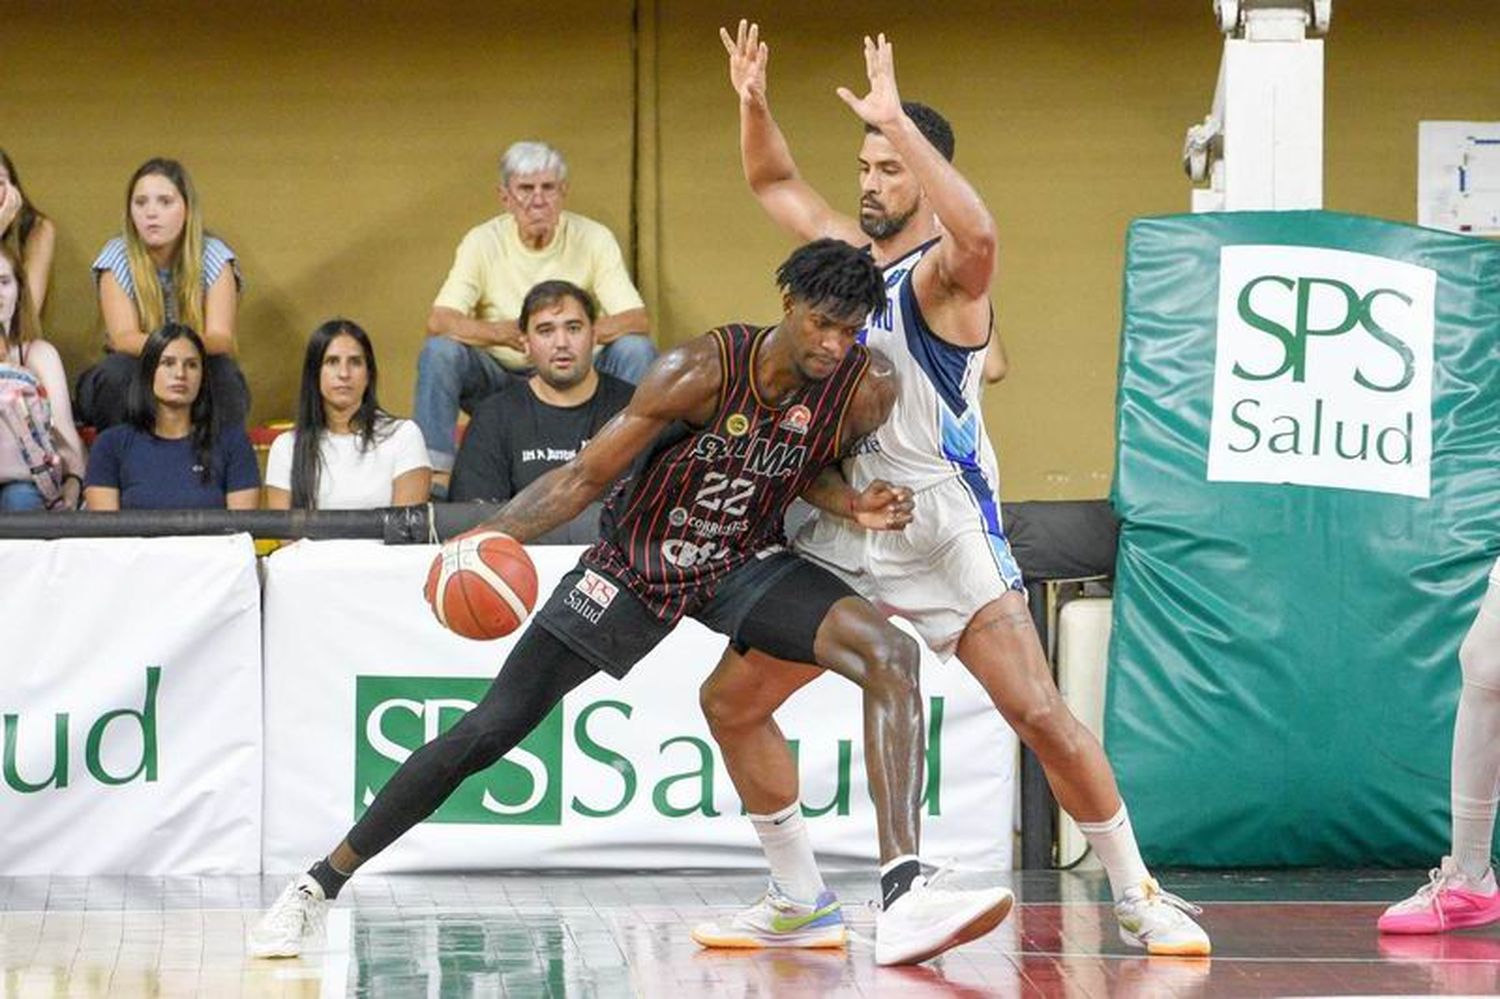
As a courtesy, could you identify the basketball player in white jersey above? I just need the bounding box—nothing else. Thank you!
[1378,561,1500,934]
[691,23,1210,958]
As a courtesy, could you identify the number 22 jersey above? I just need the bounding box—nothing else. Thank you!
[586,323,869,623]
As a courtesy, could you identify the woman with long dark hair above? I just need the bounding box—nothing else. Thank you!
[0,149,56,312]
[76,158,249,430]
[265,319,429,510]
[84,324,258,510]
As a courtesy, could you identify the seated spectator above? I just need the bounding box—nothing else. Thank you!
[417,140,654,479]
[450,280,636,543]
[265,320,430,510]
[76,158,249,431]
[0,245,84,509]
[0,149,57,311]
[84,324,258,511]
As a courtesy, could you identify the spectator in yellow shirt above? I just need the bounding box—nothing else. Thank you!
[415,141,653,480]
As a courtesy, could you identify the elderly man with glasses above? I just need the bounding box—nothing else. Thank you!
[415,141,654,485]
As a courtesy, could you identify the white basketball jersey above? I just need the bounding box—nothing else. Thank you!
[849,238,1003,522]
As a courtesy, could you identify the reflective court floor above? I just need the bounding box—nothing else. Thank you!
[2,868,1495,997]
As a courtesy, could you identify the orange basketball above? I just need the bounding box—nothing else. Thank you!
[424,530,539,640]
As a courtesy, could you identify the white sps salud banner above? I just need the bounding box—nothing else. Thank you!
[262,541,1015,873]
[0,536,263,875]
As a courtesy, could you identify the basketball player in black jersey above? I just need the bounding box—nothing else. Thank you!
[249,238,1012,964]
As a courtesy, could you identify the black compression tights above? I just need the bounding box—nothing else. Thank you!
[345,625,599,860]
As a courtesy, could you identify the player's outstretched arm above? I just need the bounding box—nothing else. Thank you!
[478,338,723,542]
[721,19,861,244]
[837,33,997,302]
[799,348,913,529]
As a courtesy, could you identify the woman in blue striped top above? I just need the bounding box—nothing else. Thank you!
[76,158,249,431]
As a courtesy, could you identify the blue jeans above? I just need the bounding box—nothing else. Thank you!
[0,481,45,511]
[414,334,658,471]
[413,338,520,471]
[595,333,658,385]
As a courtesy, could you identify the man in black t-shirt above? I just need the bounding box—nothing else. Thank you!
[450,280,635,542]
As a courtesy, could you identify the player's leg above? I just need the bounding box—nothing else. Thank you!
[251,627,601,957]
[1381,570,1500,934]
[693,648,844,949]
[700,648,823,817]
[697,556,1012,963]
[955,586,1208,955]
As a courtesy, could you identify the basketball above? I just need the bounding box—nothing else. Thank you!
[424,530,539,640]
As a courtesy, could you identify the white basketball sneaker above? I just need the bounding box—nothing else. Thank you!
[691,883,847,949]
[248,874,330,958]
[874,863,1014,966]
[1114,878,1211,956]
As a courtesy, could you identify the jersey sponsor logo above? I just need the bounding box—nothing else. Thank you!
[779,404,811,435]
[564,588,607,625]
[668,506,689,527]
[661,538,727,569]
[725,413,750,437]
[692,433,808,478]
[576,569,619,609]
[687,515,749,539]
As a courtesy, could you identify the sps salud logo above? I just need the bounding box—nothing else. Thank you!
[356,676,562,824]
[354,676,953,827]
[1207,245,1436,498]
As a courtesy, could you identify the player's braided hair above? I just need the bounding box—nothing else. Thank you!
[864,101,955,161]
[776,238,886,323]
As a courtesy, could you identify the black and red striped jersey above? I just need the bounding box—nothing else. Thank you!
[584,322,869,623]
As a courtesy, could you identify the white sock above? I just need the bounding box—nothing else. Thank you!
[1451,583,1500,883]
[1076,804,1151,902]
[750,803,825,903]
[1451,682,1500,882]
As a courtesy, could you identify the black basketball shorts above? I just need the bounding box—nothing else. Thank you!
[533,549,861,678]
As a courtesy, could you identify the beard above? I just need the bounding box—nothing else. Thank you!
[859,201,917,240]
[536,360,588,392]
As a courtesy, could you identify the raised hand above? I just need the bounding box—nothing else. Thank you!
[0,182,21,235]
[719,18,769,107]
[851,479,914,531]
[835,33,904,131]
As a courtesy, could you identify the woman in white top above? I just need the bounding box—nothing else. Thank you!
[266,320,430,510]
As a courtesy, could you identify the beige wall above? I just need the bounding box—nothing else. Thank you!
[5,1,1496,498]
[4,1,637,425]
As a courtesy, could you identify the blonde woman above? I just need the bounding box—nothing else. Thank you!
[76,158,248,430]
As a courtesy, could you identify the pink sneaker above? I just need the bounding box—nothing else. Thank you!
[1378,857,1500,935]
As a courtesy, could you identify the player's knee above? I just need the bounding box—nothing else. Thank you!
[1014,694,1080,756]
[417,335,467,375]
[859,625,921,699]
[1460,622,1500,693]
[699,676,759,733]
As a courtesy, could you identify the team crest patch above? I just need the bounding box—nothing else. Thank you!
[725,413,750,437]
[576,570,619,609]
[779,405,811,435]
